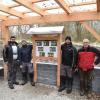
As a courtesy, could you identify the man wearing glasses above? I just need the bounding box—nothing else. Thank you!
[77,39,100,98]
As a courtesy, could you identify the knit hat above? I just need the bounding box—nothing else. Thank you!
[65,36,71,41]
[21,39,27,45]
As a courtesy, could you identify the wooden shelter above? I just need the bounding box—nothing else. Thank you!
[27,26,64,86]
[0,0,100,80]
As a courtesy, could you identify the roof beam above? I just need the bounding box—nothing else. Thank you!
[13,0,46,16]
[4,12,100,26]
[9,4,20,8]
[0,16,8,20]
[80,21,100,41]
[54,0,71,14]
[31,0,46,3]
[0,4,24,18]
[97,0,100,12]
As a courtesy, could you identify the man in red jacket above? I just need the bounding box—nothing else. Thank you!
[77,39,100,98]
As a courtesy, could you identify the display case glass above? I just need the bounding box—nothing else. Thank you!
[36,40,57,57]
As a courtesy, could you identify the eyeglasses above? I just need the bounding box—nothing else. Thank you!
[11,38,15,41]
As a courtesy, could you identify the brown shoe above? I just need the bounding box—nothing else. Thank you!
[80,91,85,96]
[66,88,72,94]
[87,93,92,99]
[21,81,27,85]
[30,82,35,86]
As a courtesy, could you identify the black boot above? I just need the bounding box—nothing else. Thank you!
[66,78,73,94]
[8,82,14,89]
[13,81,19,85]
[21,72,27,85]
[80,81,85,96]
[29,73,35,86]
[58,76,66,92]
[9,84,14,89]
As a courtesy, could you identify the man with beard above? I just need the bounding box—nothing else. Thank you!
[20,40,35,86]
[58,36,77,94]
[3,36,20,89]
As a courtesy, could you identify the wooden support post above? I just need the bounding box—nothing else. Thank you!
[80,21,100,41]
[1,23,10,44]
[32,35,37,82]
[57,34,62,87]
[1,22,10,80]
[97,0,100,12]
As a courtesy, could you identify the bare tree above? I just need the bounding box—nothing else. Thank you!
[74,22,82,41]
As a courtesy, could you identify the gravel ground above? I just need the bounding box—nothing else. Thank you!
[0,78,100,100]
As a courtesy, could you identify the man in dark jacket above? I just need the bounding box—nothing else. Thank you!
[58,36,77,94]
[3,36,20,89]
[77,39,100,98]
[20,40,35,86]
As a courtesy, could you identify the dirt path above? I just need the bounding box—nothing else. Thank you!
[0,79,90,100]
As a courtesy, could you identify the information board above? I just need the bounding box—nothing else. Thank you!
[36,40,57,57]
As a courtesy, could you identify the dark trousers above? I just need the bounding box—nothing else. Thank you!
[21,62,33,82]
[79,69,93,93]
[21,62,33,74]
[8,60,18,85]
[60,64,74,88]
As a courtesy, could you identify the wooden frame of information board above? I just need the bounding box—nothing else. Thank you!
[32,35,61,87]
[28,26,63,87]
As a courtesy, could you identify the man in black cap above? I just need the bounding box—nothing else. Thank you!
[58,36,77,94]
